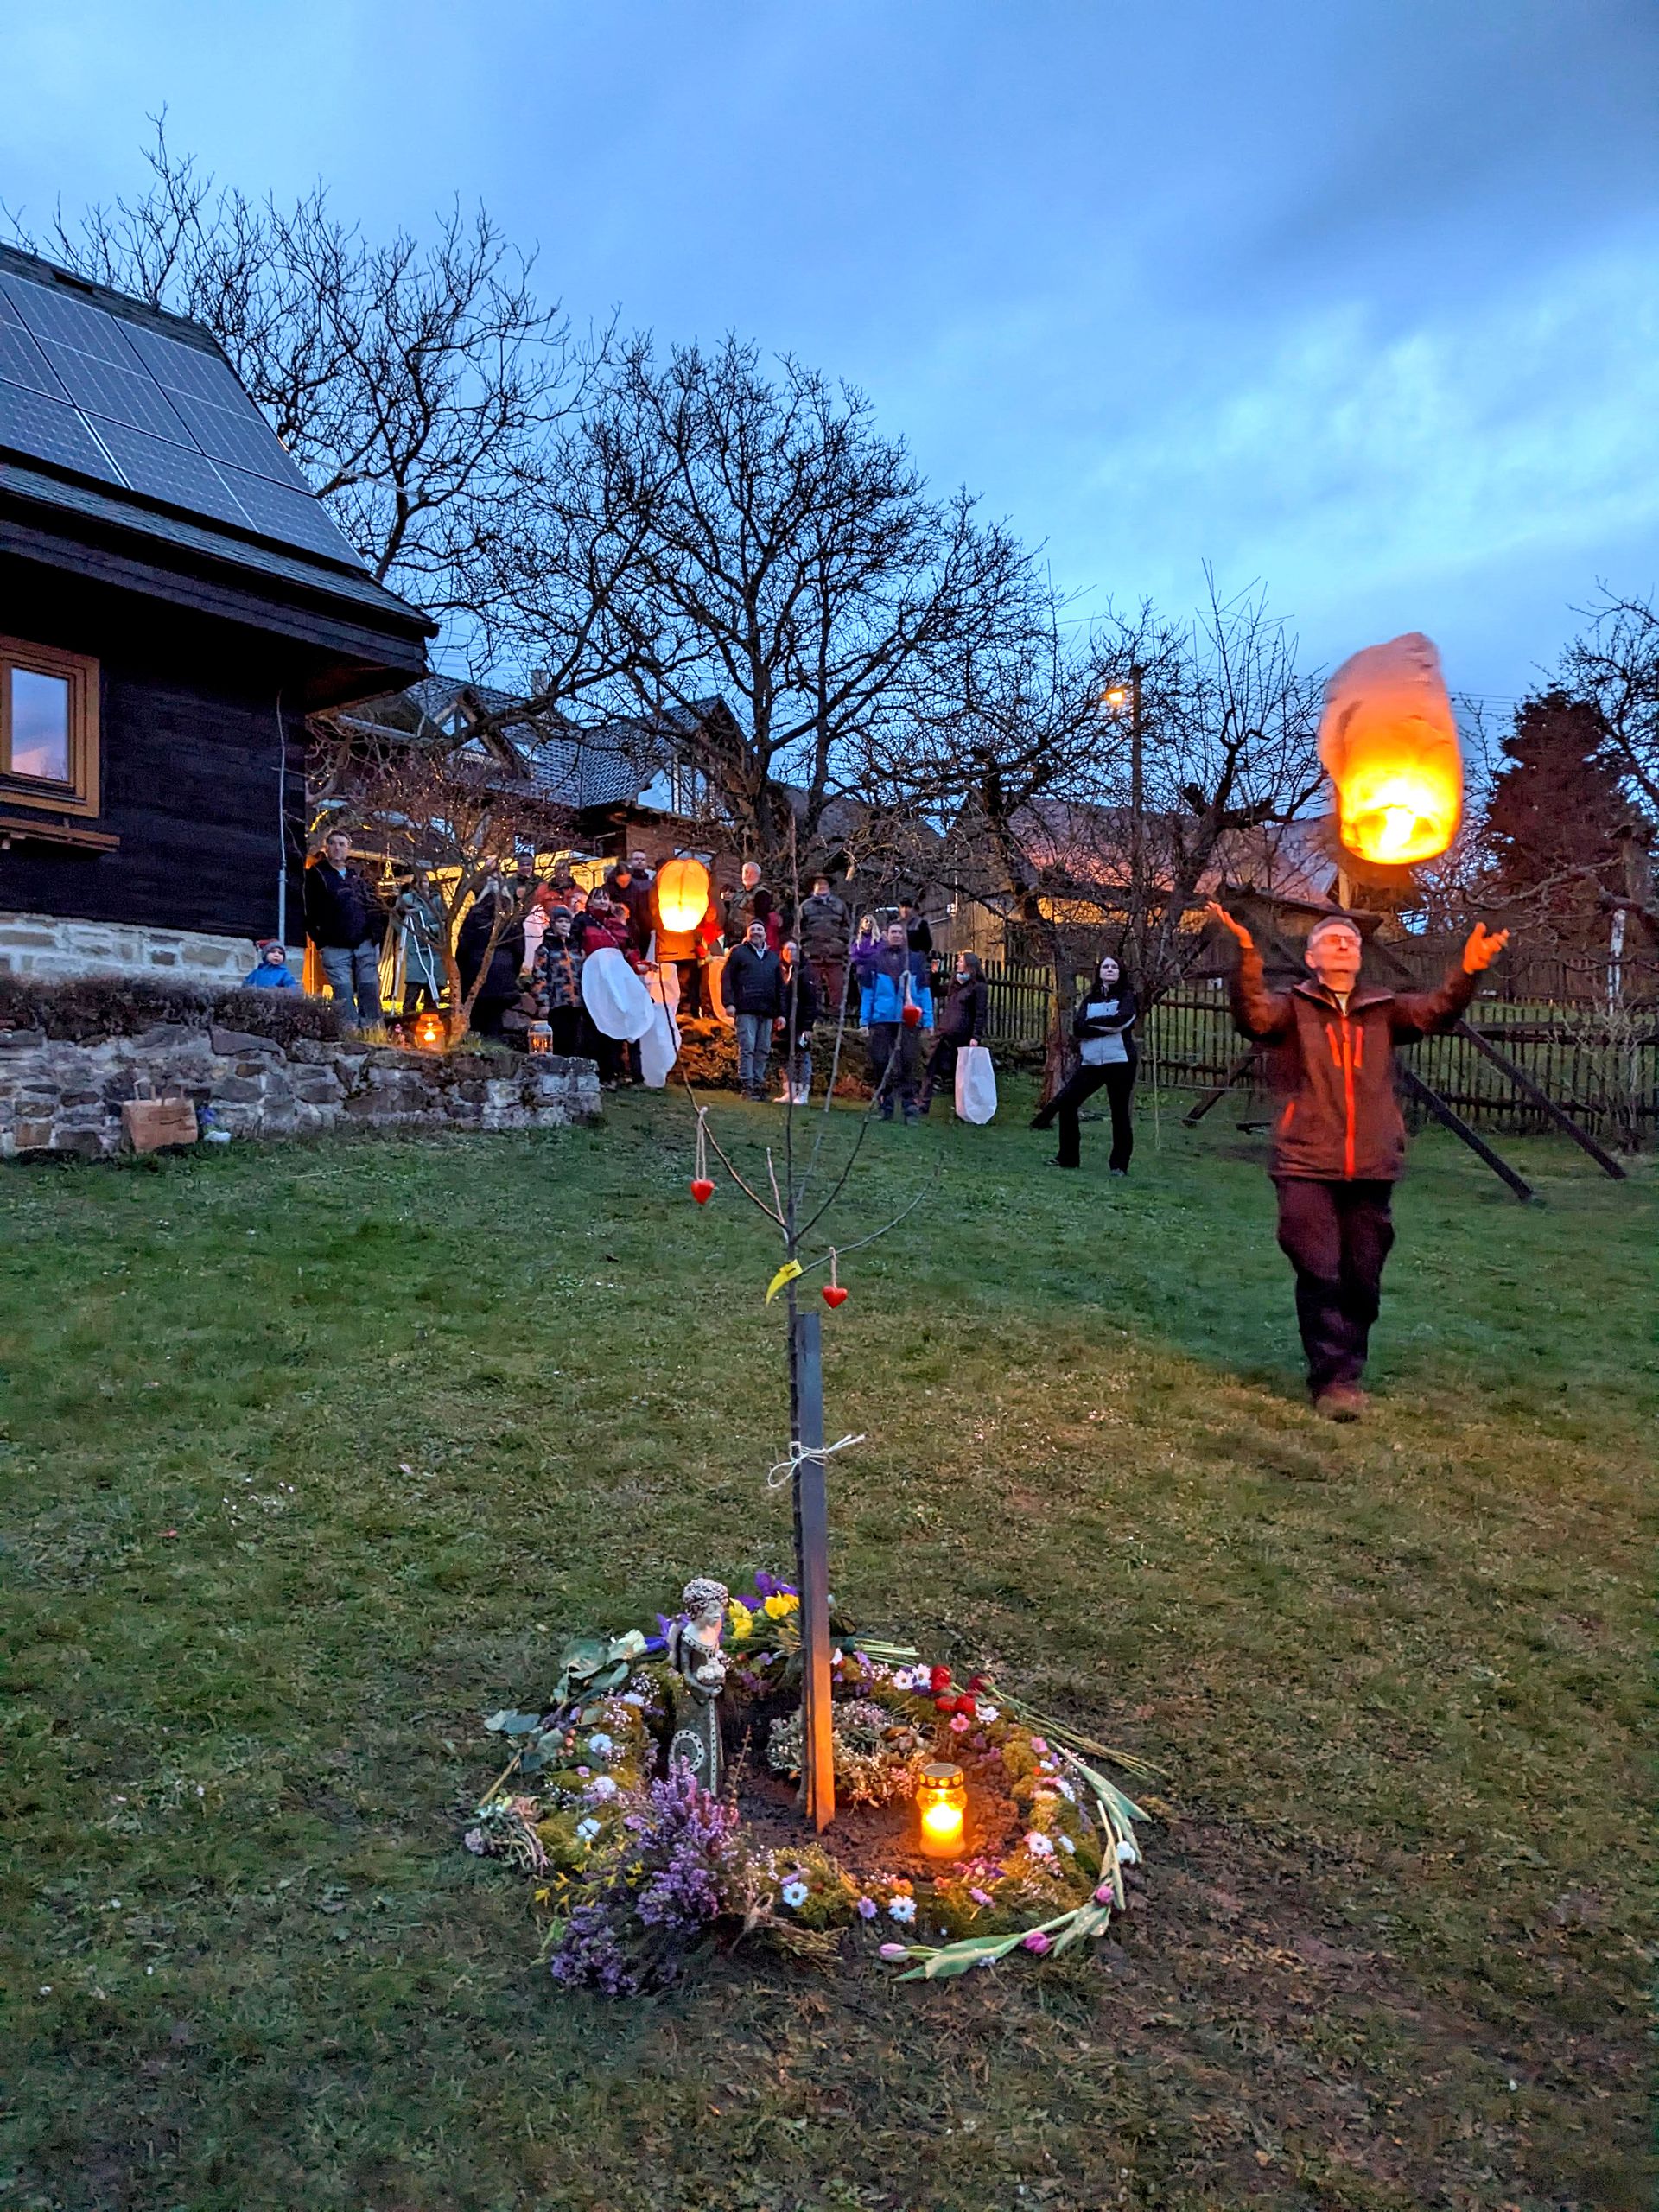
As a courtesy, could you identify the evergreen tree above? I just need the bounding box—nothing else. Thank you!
[1483,690,1627,938]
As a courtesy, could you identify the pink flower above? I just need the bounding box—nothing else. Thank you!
[1022,1931,1052,1955]
[949,1713,969,1733]
[879,1942,909,1961]
[1029,1737,1048,1754]
[1093,1882,1115,1904]
[969,1886,994,1908]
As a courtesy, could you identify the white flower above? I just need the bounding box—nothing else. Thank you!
[887,1894,917,1923]
[1117,1838,1139,1865]
[587,1775,618,1801]
[976,1703,999,1724]
[780,1878,809,1909]
[1025,1832,1056,1860]
[463,1828,486,1855]
[575,1817,601,1841]
[892,1668,916,1690]
[1058,1834,1076,1855]
[586,1732,614,1759]
[620,1691,646,1708]
[1056,1777,1077,1803]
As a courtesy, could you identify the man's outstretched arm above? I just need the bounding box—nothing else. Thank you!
[1205,903,1293,1042]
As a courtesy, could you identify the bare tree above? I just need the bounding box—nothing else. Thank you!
[10,118,596,663]
[499,334,1036,874]
[324,728,569,1044]
[1555,588,1659,817]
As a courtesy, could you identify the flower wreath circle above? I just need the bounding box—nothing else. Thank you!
[463,1578,1154,1993]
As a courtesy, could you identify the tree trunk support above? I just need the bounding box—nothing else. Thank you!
[789,1304,836,1831]
[1182,1048,1261,1127]
[1452,1020,1626,1179]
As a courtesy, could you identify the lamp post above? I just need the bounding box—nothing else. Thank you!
[1103,666,1146,968]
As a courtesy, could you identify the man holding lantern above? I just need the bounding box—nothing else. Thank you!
[1207,903,1508,1420]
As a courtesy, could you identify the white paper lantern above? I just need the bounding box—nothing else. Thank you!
[581,947,655,1041]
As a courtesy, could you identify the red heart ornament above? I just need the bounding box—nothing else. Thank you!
[690,1178,715,1205]
[821,1284,849,1308]
[901,1001,922,1027]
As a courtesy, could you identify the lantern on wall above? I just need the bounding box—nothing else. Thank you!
[527,1021,552,1054]
[655,855,712,936]
[1319,632,1464,868]
[413,1010,447,1051]
[916,1760,968,1859]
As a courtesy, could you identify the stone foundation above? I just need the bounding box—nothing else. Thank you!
[0,910,261,984]
[0,1025,601,1160]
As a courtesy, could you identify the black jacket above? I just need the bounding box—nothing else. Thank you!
[779,963,820,1034]
[721,942,785,1017]
[1074,984,1138,1063]
[937,976,988,1042]
[303,860,381,950]
[458,898,526,1001]
[605,871,653,951]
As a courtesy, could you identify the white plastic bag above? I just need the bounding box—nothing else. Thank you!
[955,1043,997,1124]
[703,950,736,1028]
[639,977,681,1089]
[581,947,655,1041]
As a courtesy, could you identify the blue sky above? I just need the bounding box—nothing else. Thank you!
[5,0,1658,704]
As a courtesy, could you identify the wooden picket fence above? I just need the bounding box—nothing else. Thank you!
[970,958,1659,1145]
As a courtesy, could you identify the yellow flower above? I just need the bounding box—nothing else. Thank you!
[727,1599,755,1642]
[764,1592,800,1621]
[533,1887,551,1907]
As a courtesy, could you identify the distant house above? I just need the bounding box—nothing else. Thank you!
[0,245,432,984]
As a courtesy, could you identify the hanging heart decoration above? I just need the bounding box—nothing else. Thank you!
[690,1179,715,1205]
[690,1108,715,1207]
[822,1248,848,1308]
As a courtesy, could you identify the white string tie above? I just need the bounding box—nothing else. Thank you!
[766,1433,867,1490]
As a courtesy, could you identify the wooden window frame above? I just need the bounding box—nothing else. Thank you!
[0,634,100,821]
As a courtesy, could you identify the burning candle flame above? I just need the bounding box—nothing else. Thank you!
[1319,634,1463,868]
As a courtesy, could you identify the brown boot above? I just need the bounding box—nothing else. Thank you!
[1313,1382,1368,1422]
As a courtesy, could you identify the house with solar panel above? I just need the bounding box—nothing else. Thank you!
[0,245,433,983]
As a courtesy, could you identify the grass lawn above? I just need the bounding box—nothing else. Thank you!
[0,1083,1652,2212]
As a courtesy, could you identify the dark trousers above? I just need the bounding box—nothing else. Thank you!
[1274,1177,1395,1395]
[808,956,848,1020]
[868,1021,922,1116]
[919,1033,967,1111]
[1032,1058,1135,1170]
[548,1005,583,1058]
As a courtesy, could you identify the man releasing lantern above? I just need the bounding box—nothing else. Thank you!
[1319,632,1463,868]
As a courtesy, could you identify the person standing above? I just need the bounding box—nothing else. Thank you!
[1208,902,1509,1419]
[531,906,585,1057]
[605,859,654,956]
[1030,956,1139,1173]
[457,877,526,1042]
[797,874,851,1021]
[776,940,821,1103]
[860,921,933,1123]
[721,919,785,1099]
[302,830,385,1031]
[899,899,934,956]
[395,869,445,1015]
[920,950,989,1116]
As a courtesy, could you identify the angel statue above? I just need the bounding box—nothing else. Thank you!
[664,1575,730,1790]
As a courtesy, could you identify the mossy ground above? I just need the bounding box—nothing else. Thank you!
[1,1084,1651,2210]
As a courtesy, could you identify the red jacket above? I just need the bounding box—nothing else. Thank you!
[1228,948,1477,1182]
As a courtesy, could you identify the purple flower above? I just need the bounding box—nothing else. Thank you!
[752,1571,780,1599]
[1022,1931,1052,1955]
[879,1942,909,1961]
[1093,1882,1115,1905]
[969,1886,994,1908]
[856,1896,878,1920]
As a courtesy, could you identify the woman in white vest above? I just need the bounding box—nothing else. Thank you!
[1030,955,1139,1173]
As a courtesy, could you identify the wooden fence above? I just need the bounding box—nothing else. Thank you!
[970,959,1659,1144]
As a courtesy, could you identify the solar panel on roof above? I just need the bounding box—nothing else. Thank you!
[169,391,298,480]
[40,341,194,445]
[220,466,360,563]
[0,261,371,576]
[0,381,123,482]
[2,273,140,365]
[0,321,67,400]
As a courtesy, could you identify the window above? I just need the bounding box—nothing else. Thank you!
[0,636,99,819]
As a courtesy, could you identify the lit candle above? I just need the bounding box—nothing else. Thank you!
[917,1760,967,1859]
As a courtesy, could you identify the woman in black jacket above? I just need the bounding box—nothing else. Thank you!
[919,951,989,1116]
[1030,955,1138,1172]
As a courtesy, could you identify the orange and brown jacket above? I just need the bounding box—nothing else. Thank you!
[1227,946,1477,1182]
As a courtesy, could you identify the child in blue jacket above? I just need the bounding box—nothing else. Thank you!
[244,940,302,990]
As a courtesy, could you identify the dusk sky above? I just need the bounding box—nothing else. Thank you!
[5,0,1657,707]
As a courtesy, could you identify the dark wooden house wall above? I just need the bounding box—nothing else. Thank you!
[0,555,312,944]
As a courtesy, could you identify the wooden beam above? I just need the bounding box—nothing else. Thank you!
[1182,1047,1261,1126]
[1398,1066,1533,1202]
[1455,1020,1626,1179]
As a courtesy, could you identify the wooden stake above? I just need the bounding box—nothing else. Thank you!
[789,1303,836,1831]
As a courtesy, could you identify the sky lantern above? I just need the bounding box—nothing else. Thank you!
[1319,632,1464,868]
[655,855,712,937]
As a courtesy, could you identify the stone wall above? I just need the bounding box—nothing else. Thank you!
[0,1024,601,1160]
[0,909,260,985]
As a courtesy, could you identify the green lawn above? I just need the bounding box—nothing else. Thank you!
[1,1086,1652,2212]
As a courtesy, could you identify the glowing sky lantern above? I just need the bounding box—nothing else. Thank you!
[1319,632,1464,868]
[654,855,712,936]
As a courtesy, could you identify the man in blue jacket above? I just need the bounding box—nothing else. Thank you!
[859,921,933,1122]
